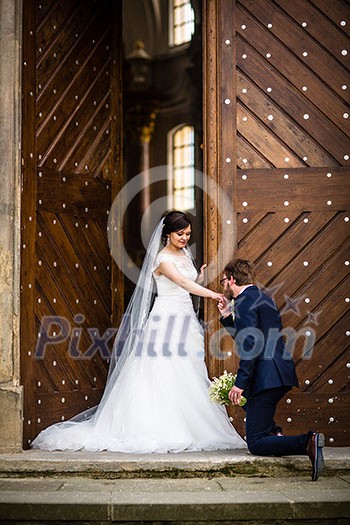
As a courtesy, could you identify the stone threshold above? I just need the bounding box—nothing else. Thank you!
[1,475,350,523]
[0,448,350,479]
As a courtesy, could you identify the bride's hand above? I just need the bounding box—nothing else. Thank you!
[210,292,225,301]
[196,264,207,285]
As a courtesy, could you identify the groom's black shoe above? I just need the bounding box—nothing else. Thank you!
[307,432,325,481]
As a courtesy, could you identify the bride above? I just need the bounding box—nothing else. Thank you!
[32,211,246,452]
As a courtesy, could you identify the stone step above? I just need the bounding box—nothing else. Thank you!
[1,475,350,524]
[0,448,349,479]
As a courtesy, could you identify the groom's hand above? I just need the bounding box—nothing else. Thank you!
[218,297,231,318]
[229,385,244,405]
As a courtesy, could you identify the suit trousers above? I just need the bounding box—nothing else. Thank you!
[245,387,311,456]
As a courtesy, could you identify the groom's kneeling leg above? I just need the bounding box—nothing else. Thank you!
[246,388,309,456]
[246,387,287,455]
[248,434,309,456]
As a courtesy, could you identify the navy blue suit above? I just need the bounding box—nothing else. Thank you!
[221,286,311,456]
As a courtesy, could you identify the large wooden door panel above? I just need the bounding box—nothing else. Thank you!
[204,0,350,445]
[21,0,123,447]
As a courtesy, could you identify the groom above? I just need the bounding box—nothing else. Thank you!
[218,259,325,481]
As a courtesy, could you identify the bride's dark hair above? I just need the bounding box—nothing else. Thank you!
[161,210,192,245]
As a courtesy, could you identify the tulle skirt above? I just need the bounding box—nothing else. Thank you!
[31,296,246,452]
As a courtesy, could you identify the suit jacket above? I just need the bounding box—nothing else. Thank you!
[220,286,299,398]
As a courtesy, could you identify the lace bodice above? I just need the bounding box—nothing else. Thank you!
[153,250,198,297]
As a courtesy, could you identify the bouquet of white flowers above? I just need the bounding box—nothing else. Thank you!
[209,370,247,407]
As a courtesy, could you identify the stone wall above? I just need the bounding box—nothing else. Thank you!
[0,0,23,452]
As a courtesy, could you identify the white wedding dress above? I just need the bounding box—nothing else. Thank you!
[32,250,246,452]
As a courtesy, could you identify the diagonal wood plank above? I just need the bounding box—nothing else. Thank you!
[285,275,349,366]
[254,212,337,284]
[298,312,350,388]
[237,71,339,167]
[36,4,105,96]
[238,0,349,97]
[236,27,349,161]
[36,0,82,64]
[238,211,300,261]
[237,102,303,167]
[312,349,350,393]
[310,0,350,37]
[35,249,107,390]
[277,0,350,64]
[237,134,272,168]
[37,212,111,324]
[237,211,269,243]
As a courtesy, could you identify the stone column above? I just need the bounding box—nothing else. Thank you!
[140,112,157,238]
[0,0,23,452]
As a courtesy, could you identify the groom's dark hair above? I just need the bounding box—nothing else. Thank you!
[224,259,256,286]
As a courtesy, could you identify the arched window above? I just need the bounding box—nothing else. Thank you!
[169,0,195,47]
[168,125,195,210]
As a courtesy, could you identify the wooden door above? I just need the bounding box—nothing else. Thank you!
[204,0,350,445]
[21,0,123,447]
